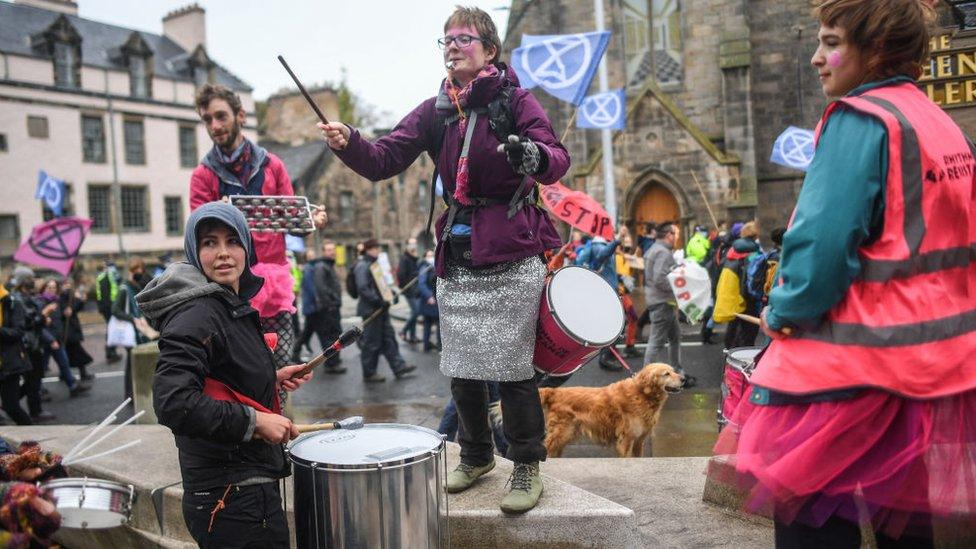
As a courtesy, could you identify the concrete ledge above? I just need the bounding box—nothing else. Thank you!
[4,425,640,548]
[545,456,772,547]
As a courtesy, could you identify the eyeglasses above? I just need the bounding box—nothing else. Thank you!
[437,34,484,49]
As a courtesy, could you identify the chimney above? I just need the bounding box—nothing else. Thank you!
[13,0,79,15]
[162,3,206,53]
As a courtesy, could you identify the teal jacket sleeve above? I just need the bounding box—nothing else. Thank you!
[765,106,887,330]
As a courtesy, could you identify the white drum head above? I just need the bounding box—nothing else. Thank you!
[289,424,442,468]
[548,266,625,346]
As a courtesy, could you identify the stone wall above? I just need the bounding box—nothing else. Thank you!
[263,88,340,146]
[746,0,826,231]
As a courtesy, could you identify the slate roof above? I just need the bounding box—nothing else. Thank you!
[259,140,333,192]
[0,1,251,91]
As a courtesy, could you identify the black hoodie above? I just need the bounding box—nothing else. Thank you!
[137,203,287,491]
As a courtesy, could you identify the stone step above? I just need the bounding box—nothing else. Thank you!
[2,425,640,548]
[544,456,773,547]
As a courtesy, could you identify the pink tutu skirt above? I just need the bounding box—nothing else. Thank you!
[713,388,976,538]
[250,262,296,319]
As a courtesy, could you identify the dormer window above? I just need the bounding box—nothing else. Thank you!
[188,45,214,88]
[130,54,150,98]
[53,41,79,88]
[31,15,82,89]
[114,32,153,99]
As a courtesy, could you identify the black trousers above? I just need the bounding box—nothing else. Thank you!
[315,309,343,368]
[452,377,546,465]
[22,351,44,416]
[774,515,933,549]
[182,483,289,549]
[295,312,321,354]
[0,374,31,425]
[724,317,760,349]
[359,312,404,377]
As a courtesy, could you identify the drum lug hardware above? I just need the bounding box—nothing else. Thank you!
[79,477,88,508]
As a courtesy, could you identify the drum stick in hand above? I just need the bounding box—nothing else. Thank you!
[277,55,330,125]
[734,313,793,335]
[294,416,364,434]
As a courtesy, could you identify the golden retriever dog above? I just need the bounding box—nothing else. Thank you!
[539,363,684,458]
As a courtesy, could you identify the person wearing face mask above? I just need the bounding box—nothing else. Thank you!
[35,278,88,398]
[716,1,976,546]
[318,6,569,514]
[139,202,312,548]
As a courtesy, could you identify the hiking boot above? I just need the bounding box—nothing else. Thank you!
[394,364,417,379]
[363,373,386,383]
[323,364,347,374]
[69,383,92,397]
[446,460,495,493]
[500,462,543,514]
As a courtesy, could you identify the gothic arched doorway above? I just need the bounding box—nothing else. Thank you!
[631,181,683,246]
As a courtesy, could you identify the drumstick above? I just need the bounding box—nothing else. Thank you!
[290,276,421,379]
[64,398,131,461]
[69,410,145,461]
[277,55,330,125]
[294,416,364,434]
[734,313,793,335]
[63,439,142,467]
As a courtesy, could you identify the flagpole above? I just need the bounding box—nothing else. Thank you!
[559,107,579,145]
[593,0,617,224]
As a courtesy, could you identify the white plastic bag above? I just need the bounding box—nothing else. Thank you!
[666,261,712,324]
[106,316,137,348]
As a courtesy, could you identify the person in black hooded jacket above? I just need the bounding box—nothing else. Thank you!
[138,202,312,548]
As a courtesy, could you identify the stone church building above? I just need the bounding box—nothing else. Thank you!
[504,0,976,240]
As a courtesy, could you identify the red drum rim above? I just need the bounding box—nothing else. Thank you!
[546,266,625,348]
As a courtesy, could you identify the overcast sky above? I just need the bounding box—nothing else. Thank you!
[75,1,510,126]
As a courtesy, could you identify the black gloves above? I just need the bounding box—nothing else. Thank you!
[497,135,547,176]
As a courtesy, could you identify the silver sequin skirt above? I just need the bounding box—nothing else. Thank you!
[437,255,546,382]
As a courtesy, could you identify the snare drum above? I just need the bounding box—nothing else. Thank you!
[534,266,625,376]
[718,347,764,430]
[288,423,447,549]
[41,477,134,529]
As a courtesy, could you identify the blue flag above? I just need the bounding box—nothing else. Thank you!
[511,31,611,106]
[770,126,816,172]
[577,89,626,130]
[35,170,65,217]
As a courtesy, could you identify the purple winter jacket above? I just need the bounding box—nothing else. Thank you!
[333,64,569,277]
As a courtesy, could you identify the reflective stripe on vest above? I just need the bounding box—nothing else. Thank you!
[95,271,118,302]
[754,83,976,398]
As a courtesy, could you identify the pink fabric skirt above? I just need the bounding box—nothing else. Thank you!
[250,262,296,319]
[713,388,976,538]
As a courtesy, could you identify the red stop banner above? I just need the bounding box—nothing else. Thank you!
[539,182,614,240]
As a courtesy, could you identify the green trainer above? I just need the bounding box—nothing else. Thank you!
[499,462,543,514]
[446,460,495,493]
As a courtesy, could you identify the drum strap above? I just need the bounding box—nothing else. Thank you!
[208,484,234,533]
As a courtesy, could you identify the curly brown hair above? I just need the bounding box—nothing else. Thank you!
[815,0,937,80]
[444,5,502,64]
[194,83,243,115]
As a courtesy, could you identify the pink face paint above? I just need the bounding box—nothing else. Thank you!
[827,51,843,68]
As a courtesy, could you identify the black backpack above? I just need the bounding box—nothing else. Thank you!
[345,260,359,300]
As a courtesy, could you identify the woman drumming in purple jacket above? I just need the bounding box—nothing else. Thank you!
[319,6,568,514]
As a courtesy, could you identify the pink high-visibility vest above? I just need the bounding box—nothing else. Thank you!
[753,82,976,399]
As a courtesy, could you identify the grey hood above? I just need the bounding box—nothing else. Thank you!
[136,262,226,327]
[137,201,264,326]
